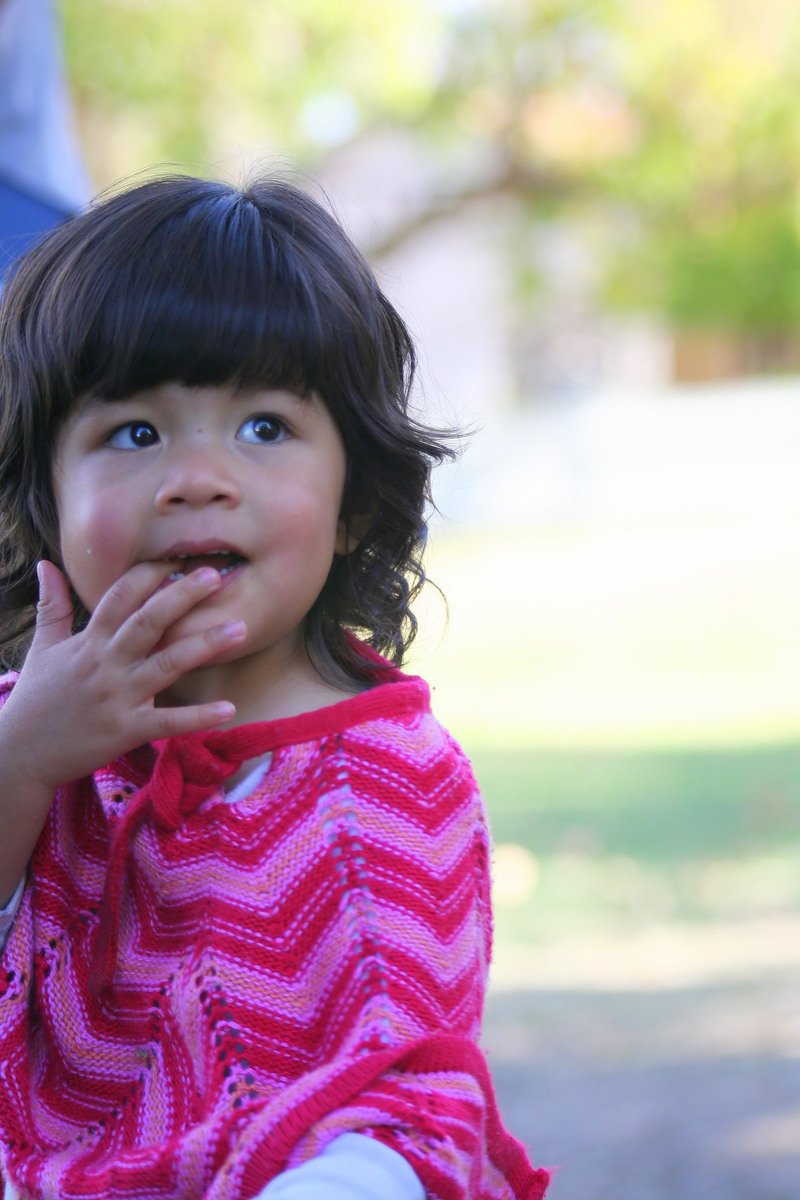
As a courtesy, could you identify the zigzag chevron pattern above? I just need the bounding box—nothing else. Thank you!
[0,670,548,1200]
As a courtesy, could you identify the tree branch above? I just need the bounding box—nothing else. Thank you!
[361,158,582,260]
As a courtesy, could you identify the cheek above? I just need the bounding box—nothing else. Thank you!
[273,476,344,544]
[58,497,134,608]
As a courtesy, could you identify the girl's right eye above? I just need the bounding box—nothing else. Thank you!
[106,422,160,450]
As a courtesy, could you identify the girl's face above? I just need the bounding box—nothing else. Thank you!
[52,383,350,677]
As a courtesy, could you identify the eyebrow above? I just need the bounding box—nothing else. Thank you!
[233,386,315,407]
[71,387,317,417]
[70,394,116,419]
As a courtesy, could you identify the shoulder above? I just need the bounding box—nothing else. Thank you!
[342,687,481,813]
[347,690,456,759]
[333,671,464,772]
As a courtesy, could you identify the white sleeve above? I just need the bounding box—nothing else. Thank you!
[251,1133,425,1200]
[0,875,25,954]
[2,1124,425,1200]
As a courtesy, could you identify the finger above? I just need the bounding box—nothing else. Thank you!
[135,620,248,693]
[88,562,179,638]
[146,700,237,740]
[30,561,74,650]
[112,567,225,657]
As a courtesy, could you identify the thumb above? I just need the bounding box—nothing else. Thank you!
[32,560,74,648]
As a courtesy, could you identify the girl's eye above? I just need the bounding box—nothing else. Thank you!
[107,422,159,450]
[237,415,289,444]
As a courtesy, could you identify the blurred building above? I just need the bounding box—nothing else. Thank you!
[321,129,672,426]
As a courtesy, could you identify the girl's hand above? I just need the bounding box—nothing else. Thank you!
[0,560,246,794]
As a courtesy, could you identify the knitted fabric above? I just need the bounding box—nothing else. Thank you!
[0,661,549,1200]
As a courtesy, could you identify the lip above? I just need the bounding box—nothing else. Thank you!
[158,538,248,561]
[153,539,250,593]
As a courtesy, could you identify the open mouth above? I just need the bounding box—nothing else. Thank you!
[165,551,247,582]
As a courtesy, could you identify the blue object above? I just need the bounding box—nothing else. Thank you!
[0,171,74,282]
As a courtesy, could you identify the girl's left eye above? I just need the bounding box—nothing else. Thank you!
[237,415,289,444]
[106,421,160,450]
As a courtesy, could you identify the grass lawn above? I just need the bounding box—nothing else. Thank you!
[471,741,800,863]
[407,519,800,954]
[470,740,800,945]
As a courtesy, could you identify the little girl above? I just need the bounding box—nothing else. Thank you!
[0,175,549,1200]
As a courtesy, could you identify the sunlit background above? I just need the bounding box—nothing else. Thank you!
[3,1,800,1195]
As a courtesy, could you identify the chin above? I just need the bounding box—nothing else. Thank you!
[194,643,249,671]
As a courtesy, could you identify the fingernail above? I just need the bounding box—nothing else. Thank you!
[212,702,236,721]
[195,567,220,586]
[220,620,247,639]
[36,561,44,590]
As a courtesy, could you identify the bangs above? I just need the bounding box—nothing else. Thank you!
[33,180,356,407]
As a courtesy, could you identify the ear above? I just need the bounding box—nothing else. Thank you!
[335,513,371,556]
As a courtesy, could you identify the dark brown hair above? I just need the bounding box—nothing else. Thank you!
[0,174,455,684]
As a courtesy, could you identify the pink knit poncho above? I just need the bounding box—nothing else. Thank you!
[0,664,549,1200]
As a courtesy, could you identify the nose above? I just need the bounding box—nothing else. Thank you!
[153,441,241,512]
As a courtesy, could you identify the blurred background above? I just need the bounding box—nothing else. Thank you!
[3,1,800,1195]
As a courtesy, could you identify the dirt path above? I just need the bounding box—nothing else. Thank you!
[484,943,800,1199]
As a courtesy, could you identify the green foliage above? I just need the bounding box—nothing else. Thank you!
[61,0,448,171]
[60,0,800,330]
[603,202,800,330]
[596,0,800,329]
[663,205,800,330]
